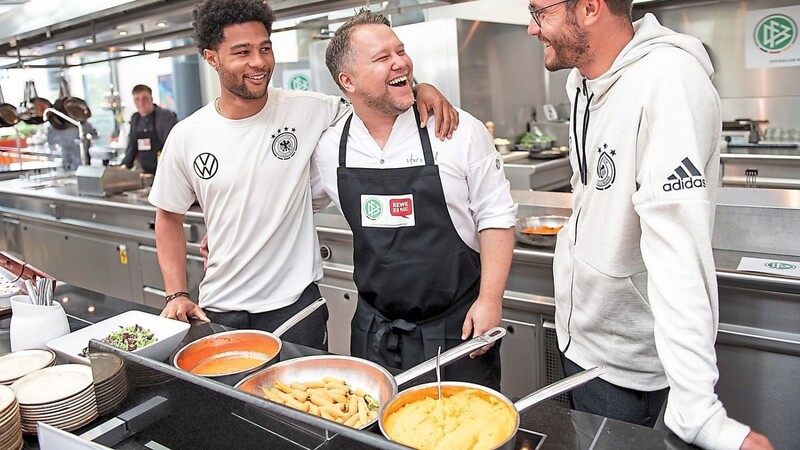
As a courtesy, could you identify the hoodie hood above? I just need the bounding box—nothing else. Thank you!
[566,13,715,106]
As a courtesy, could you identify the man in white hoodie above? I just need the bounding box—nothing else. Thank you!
[526,1,772,449]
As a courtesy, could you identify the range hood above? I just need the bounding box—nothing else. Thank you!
[0,0,473,69]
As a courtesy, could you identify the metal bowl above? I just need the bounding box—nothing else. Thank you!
[379,366,606,450]
[379,382,519,450]
[235,327,506,430]
[514,215,568,248]
[236,354,399,430]
[174,298,326,385]
[173,330,282,385]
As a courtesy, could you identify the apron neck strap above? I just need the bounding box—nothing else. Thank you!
[338,104,436,168]
[338,113,354,167]
[412,104,435,166]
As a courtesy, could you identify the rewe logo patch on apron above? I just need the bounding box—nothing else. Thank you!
[361,194,415,228]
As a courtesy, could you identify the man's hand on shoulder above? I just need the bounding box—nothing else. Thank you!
[740,431,773,450]
[414,83,459,140]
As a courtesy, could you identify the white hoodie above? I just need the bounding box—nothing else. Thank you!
[553,14,750,450]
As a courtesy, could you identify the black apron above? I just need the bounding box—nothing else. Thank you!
[134,112,163,174]
[337,107,500,389]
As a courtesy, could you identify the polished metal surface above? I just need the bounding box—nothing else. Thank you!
[643,0,800,130]
[720,153,800,189]
[75,165,143,198]
[504,157,571,191]
[393,327,506,386]
[714,188,800,255]
[387,19,543,139]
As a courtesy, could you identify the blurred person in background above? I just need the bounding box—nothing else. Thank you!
[122,84,178,174]
[47,120,98,171]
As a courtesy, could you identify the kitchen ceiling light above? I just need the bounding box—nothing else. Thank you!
[56,44,64,50]
[85,38,93,43]
[118,30,128,36]
[156,21,167,27]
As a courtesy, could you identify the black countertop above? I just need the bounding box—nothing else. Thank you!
[5,284,697,450]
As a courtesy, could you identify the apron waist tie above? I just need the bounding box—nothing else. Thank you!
[375,318,416,366]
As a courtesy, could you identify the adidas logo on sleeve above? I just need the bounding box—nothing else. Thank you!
[662,157,707,192]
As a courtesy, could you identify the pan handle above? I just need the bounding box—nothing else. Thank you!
[394,326,506,386]
[514,365,606,413]
[272,297,327,338]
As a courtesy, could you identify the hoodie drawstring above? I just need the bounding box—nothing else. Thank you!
[572,79,594,185]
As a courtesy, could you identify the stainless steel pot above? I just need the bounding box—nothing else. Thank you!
[235,327,507,430]
[514,215,568,248]
[379,365,605,450]
[173,297,326,385]
[57,77,91,123]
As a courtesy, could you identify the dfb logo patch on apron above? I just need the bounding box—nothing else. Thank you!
[360,194,415,228]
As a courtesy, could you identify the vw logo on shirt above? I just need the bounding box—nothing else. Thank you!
[193,152,219,179]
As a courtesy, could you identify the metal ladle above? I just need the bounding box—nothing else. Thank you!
[436,346,442,399]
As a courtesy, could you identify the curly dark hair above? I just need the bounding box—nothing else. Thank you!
[193,0,276,53]
[325,11,391,90]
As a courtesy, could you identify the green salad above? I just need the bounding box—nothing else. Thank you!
[81,324,157,357]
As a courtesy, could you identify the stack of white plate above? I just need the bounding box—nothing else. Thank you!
[10,364,98,434]
[88,353,128,415]
[0,385,22,450]
[0,349,57,385]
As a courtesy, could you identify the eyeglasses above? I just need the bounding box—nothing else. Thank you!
[528,0,571,28]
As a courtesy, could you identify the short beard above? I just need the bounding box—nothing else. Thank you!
[356,87,412,118]
[218,65,269,100]
[544,10,592,72]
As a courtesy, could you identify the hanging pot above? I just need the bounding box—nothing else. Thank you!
[49,78,71,130]
[0,85,19,128]
[56,76,91,123]
[19,81,52,125]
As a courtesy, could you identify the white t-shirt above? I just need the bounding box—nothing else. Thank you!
[149,87,350,313]
[311,107,516,250]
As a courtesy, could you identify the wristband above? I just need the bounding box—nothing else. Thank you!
[165,291,190,304]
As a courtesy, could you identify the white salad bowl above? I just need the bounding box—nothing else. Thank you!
[47,310,190,365]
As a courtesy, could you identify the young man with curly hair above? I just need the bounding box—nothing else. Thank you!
[149,0,456,350]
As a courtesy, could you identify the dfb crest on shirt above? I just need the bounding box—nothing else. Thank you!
[271,127,298,160]
[595,143,616,191]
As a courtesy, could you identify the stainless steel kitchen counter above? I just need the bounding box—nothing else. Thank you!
[1,178,798,447]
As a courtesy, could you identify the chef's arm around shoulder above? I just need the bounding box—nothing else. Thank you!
[155,208,209,323]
